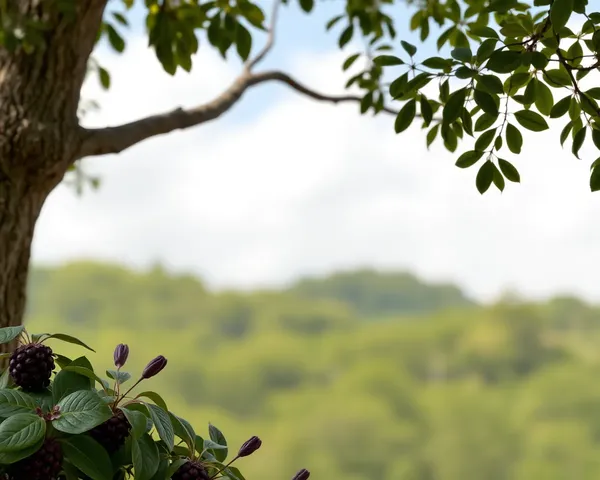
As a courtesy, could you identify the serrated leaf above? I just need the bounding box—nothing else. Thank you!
[0,413,45,453]
[394,100,416,133]
[476,160,495,194]
[455,150,484,168]
[0,326,24,345]
[514,110,549,131]
[505,123,523,154]
[54,390,112,435]
[61,435,112,480]
[498,159,521,182]
[132,433,160,480]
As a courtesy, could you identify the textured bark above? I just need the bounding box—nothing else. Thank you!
[0,1,108,352]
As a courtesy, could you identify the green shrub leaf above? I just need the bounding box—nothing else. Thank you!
[132,433,160,480]
[0,390,37,417]
[61,435,112,480]
[54,390,112,434]
[0,326,24,345]
[0,413,45,453]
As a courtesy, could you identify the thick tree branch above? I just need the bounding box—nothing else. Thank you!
[76,0,401,159]
[76,71,400,159]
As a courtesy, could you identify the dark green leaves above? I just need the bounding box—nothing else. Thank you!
[486,50,521,73]
[395,100,416,133]
[0,390,37,417]
[498,159,521,182]
[444,89,468,123]
[400,40,417,56]
[474,89,499,115]
[132,434,160,480]
[373,55,404,66]
[338,25,354,48]
[514,110,549,131]
[591,162,600,191]
[505,123,523,154]
[0,327,24,345]
[455,151,484,168]
[550,0,574,31]
[61,435,113,480]
[0,413,45,452]
[476,160,496,194]
[53,390,112,434]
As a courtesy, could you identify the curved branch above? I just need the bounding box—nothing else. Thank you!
[76,70,400,159]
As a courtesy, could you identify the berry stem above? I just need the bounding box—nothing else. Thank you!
[209,456,239,479]
[116,376,143,406]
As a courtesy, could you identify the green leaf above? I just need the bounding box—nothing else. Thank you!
[62,366,108,389]
[473,89,498,115]
[0,413,45,453]
[474,113,498,132]
[105,24,125,53]
[400,40,417,56]
[422,57,452,69]
[0,326,24,345]
[61,435,112,480]
[591,165,600,192]
[544,69,572,87]
[145,404,174,451]
[505,123,523,154]
[476,39,498,63]
[394,100,416,133]
[420,95,433,126]
[592,128,600,150]
[373,55,403,66]
[550,95,572,118]
[455,150,484,168]
[443,88,468,124]
[0,438,43,465]
[298,0,314,13]
[132,433,160,480]
[54,390,112,435]
[338,25,354,48]
[169,412,196,451]
[209,423,228,462]
[451,47,472,62]
[498,159,521,183]
[476,160,495,194]
[572,125,587,159]
[486,50,521,74]
[106,370,131,384]
[235,22,252,60]
[120,406,148,440]
[469,26,499,38]
[98,67,110,90]
[166,459,189,479]
[561,121,574,146]
[475,129,497,151]
[134,391,168,412]
[550,0,574,31]
[493,165,505,192]
[45,334,95,352]
[477,75,504,95]
[0,390,37,417]
[534,81,554,116]
[53,359,94,405]
[514,110,549,131]
[426,124,439,148]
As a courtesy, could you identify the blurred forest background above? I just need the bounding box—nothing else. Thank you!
[23,261,600,480]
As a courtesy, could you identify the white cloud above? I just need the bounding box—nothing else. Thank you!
[31,36,600,304]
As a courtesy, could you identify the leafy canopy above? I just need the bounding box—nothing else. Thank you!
[2,0,599,194]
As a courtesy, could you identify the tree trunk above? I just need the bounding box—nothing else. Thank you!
[0,1,107,353]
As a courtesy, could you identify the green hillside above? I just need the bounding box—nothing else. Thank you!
[21,261,600,480]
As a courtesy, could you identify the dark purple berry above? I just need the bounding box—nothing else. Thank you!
[172,459,210,480]
[9,343,55,391]
[7,437,62,480]
[88,409,131,453]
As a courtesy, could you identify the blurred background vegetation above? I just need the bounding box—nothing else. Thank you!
[24,261,600,480]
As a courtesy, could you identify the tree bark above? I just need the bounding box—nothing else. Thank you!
[0,1,108,353]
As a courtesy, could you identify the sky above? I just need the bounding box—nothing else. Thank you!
[29,1,600,303]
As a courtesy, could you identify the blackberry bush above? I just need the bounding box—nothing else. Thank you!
[0,326,310,480]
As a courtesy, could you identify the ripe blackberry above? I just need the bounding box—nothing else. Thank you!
[9,343,55,391]
[88,409,131,453]
[7,437,62,480]
[172,460,210,480]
